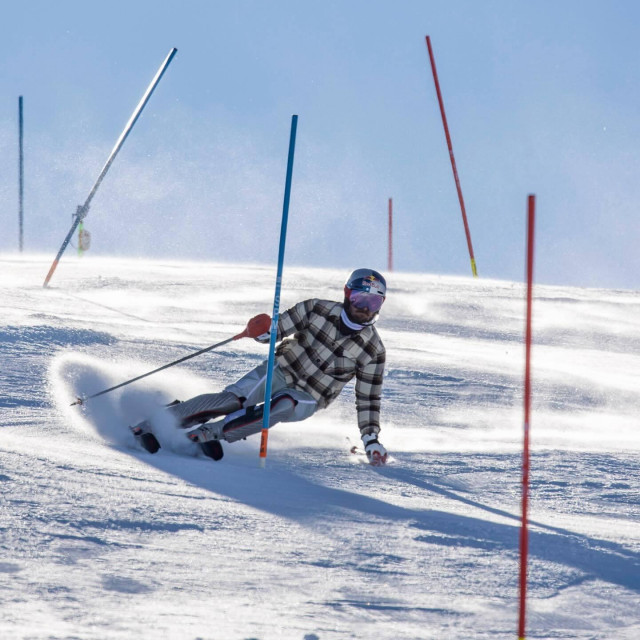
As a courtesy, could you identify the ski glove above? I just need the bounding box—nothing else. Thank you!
[362,433,388,466]
[254,332,271,344]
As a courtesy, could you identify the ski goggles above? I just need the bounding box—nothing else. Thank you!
[348,290,385,312]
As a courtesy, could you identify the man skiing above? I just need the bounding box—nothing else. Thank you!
[133,268,388,466]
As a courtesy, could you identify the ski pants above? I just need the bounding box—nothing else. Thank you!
[170,361,318,437]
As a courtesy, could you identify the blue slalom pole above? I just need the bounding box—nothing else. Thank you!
[259,114,298,466]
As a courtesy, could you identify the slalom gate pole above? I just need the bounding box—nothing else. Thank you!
[19,96,24,252]
[259,115,298,467]
[425,35,478,277]
[43,47,178,288]
[518,194,536,640]
[388,197,393,272]
[69,314,271,406]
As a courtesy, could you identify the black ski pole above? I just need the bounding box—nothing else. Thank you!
[71,314,271,406]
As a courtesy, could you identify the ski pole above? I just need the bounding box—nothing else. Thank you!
[71,314,270,406]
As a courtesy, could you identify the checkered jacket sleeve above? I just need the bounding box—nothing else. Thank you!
[354,339,385,436]
[276,299,315,340]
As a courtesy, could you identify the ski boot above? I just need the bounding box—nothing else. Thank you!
[129,421,161,454]
[185,418,226,461]
[198,439,224,461]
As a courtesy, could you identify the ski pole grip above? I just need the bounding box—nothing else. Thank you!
[243,313,272,339]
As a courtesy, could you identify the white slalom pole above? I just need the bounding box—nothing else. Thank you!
[259,115,299,467]
[43,47,177,287]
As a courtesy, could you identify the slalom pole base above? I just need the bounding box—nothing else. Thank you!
[259,427,269,467]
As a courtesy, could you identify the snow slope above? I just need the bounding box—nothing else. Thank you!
[1,255,638,640]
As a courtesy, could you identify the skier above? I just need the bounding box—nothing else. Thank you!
[133,268,388,466]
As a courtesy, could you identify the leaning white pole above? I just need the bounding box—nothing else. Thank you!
[43,47,178,287]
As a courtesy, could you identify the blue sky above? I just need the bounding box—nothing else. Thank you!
[1,1,638,289]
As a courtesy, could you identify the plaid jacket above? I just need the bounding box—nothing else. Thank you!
[275,299,386,436]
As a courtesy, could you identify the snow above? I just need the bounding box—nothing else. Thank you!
[1,254,638,639]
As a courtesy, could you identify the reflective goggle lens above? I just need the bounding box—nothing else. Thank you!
[349,290,384,312]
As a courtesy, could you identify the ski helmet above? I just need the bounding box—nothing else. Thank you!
[343,268,387,325]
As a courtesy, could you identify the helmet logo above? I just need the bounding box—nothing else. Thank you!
[360,275,384,295]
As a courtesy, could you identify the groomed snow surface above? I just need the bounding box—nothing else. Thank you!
[1,255,638,640]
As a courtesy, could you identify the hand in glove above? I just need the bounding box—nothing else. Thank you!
[362,433,388,466]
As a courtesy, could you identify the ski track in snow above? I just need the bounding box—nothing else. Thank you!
[0,255,639,640]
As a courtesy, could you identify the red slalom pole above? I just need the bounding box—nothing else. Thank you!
[388,197,393,272]
[425,35,478,277]
[518,194,536,640]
